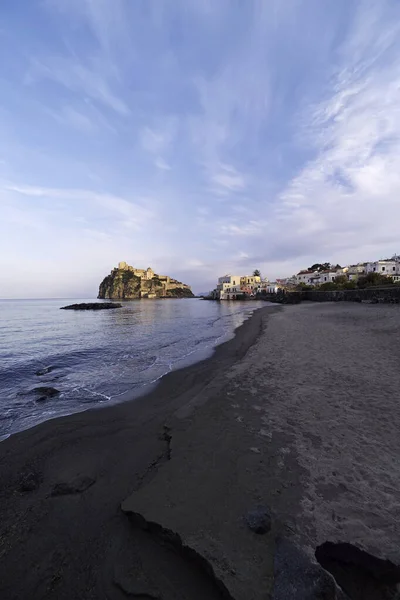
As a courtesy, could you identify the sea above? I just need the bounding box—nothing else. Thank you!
[0,298,266,439]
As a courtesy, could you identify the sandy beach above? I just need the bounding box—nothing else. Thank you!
[1,302,400,599]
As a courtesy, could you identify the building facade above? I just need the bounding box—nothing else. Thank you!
[365,259,400,277]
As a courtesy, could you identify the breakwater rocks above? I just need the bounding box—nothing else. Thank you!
[60,302,122,310]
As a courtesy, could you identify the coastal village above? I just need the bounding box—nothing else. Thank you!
[211,255,400,300]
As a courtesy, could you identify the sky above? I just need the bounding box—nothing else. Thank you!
[1,0,400,297]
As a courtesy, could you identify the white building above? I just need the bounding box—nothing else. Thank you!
[296,270,315,284]
[318,271,338,284]
[365,259,400,277]
[214,275,242,299]
[296,270,338,287]
[266,282,280,293]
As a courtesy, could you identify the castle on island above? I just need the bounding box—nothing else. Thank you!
[118,261,155,280]
[116,261,190,288]
[98,261,193,299]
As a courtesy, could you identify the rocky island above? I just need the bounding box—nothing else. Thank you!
[98,262,194,300]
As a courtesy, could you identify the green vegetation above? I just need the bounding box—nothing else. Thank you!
[296,282,314,291]
[309,262,342,272]
[357,273,394,288]
[122,271,139,285]
[253,269,261,277]
[318,282,338,291]
[165,287,194,298]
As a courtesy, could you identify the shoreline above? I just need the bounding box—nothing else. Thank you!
[1,305,272,444]
[1,300,267,442]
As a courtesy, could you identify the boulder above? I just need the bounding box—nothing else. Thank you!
[245,506,272,534]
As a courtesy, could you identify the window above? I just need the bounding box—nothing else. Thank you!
[382,267,386,272]
[393,267,396,271]
[332,277,335,281]
[373,267,376,271]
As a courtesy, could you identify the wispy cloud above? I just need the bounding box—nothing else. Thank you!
[25,57,130,116]
[47,105,96,133]
[45,0,134,59]
[140,122,176,172]
[5,183,155,229]
[275,0,400,259]
[154,157,171,171]
[211,164,245,194]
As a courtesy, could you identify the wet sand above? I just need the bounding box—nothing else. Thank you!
[1,302,400,599]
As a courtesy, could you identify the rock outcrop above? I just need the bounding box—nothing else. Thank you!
[61,303,122,310]
[98,263,194,300]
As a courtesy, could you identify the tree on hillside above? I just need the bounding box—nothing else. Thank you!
[253,269,261,277]
[309,262,331,272]
[309,262,342,272]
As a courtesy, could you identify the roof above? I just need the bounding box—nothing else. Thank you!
[297,270,312,275]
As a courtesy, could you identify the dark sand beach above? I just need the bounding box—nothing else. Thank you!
[1,302,400,599]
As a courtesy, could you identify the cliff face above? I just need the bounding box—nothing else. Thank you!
[98,270,141,299]
[98,265,194,299]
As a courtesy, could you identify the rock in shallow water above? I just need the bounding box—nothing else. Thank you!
[32,387,60,402]
[60,302,122,310]
[245,506,272,534]
[35,366,55,376]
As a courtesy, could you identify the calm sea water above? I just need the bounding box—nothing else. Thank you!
[0,298,267,439]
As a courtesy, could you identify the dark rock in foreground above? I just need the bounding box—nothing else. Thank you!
[60,302,122,310]
[274,537,346,599]
[51,476,96,496]
[245,506,272,534]
[316,541,400,600]
[32,387,60,402]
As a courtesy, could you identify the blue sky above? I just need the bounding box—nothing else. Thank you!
[1,0,400,297]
